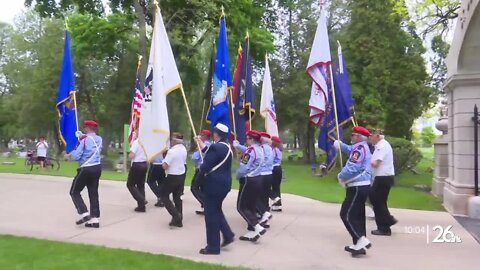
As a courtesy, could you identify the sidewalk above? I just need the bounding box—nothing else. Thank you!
[0,173,477,270]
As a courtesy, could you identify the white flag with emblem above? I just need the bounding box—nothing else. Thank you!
[306,10,331,125]
[138,7,182,161]
[260,55,279,136]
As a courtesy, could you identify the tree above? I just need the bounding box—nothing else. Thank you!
[420,126,437,146]
[341,0,435,138]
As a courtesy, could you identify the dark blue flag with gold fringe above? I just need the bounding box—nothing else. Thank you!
[55,30,78,153]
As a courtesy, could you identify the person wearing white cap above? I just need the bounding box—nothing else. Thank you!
[194,123,235,255]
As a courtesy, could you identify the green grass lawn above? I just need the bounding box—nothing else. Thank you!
[0,147,442,211]
[0,235,246,270]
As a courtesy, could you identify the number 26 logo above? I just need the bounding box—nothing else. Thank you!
[432,225,462,243]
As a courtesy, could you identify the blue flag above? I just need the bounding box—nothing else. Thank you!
[318,63,354,170]
[232,37,255,144]
[56,31,78,153]
[207,15,232,130]
[336,44,355,120]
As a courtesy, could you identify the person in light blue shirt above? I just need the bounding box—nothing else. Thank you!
[147,154,166,207]
[334,126,372,257]
[258,132,274,227]
[270,136,283,212]
[191,129,212,215]
[69,120,103,229]
[234,130,267,242]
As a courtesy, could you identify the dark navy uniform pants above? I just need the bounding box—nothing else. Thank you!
[70,165,102,218]
[237,176,262,229]
[147,164,165,199]
[204,191,234,253]
[270,166,283,203]
[127,162,148,207]
[258,174,273,214]
[340,185,370,244]
[370,176,396,232]
[191,168,204,208]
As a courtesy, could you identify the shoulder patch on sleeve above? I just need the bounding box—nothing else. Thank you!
[241,153,251,164]
[351,150,361,162]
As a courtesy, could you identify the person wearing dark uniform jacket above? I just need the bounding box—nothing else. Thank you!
[147,154,166,207]
[161,133,187,228]
[191,129,212,215]
[334,126,373,257]
[127,134,148,212]
[70,120,102,228]
[369,129,397,236]
[193,123,235,255]
[258,132,274,227]
[234,130,267,242]
[270,136,283,212]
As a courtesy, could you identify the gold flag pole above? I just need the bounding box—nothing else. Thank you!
[329,65,343,167]
[230,90,237,137]
[199,100,206,133]
[180,86,203,161]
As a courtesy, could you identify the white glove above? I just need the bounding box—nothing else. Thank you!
[75,131,84,138]
[333,140,341,149]
[233,140,240,148]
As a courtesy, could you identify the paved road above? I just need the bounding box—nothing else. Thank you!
[0,173,477,270]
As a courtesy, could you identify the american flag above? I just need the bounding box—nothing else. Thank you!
[128,59,144,145]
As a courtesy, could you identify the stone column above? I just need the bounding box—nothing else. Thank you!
[443,0,480,216]
[443,74,480,215]
[432,115,448,198]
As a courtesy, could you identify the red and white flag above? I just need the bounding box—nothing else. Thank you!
[306,10,332,125]
[128,59,144,145]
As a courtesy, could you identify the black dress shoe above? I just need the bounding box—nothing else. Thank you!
[195,210,205,215]
[239,235,259,242]
[221,237,235,247]
[389,218,398,226]
[169,215,183,227]
[371,229,391,236]
[260,220,270,229]
[199,248,220,255]
[76,215,91,225]
[154,201,164,207]
[350,248,367,257]
[85,222,100,228]
[134,206,146,212]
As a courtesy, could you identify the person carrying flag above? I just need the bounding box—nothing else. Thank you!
[270,135,283,212]
[69,120,102,228]
[334,126,373,257]
[258,132,274,227]
[234,130,267,242]
[191,129,213,215]
[194,123,235,255]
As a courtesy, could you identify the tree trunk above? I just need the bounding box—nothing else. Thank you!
[302,123,317,164]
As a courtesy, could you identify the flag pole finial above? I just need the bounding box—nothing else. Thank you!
[154,0,159,10]
[221,5,225,16]
[65,18,69,31]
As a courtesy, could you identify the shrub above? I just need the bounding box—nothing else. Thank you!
[387,136,422,174]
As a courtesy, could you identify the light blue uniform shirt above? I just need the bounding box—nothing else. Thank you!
[337,141,372,186]
[152,154,164,165]
[72,133,102,167]
[273,147,282,166]
[236,144,264,179]
[192,140,212,168]
[260,144,274,175]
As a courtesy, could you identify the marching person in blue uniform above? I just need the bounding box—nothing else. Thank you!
[233,130,267,242]
[258,132,274,227]
[69,120,103,228]
[334,126,373,257]
[147,154,166,207]
[193,123,235,255]
[191,129,212,215]
[270,135,283,212]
